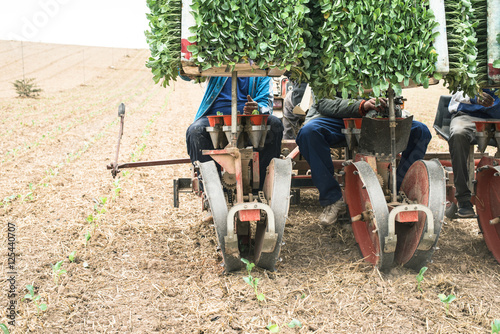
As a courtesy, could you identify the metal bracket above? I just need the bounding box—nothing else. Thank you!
[224,202,277,253]
[385,204,435,253]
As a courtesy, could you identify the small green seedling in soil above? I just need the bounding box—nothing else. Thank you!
[438,293,456,316]
[68,251,77,263]
[266,323,279,333]
[416,266,428,292]
[85,230,91,246]
[0,323,9,334]
[241,258,265,303]
[287,319,302,328]
[22,284,47,315]
[86,214,94,223]
[492,319,500,334]
[52,260,67,285]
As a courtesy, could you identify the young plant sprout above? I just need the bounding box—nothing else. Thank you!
[416,266,428,292]
[241,258,265,303]
[0,323,9,334]
[438,293,456,316]
[492,319,500,334]
[266,323,279,333]
[68,251,77,263]
[22,284,47,315]
[52,260,67,285]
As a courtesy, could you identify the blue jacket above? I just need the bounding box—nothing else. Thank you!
[449,89,500,119]
[194,77,274,121]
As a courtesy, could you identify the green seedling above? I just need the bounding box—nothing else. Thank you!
[216,111,223,115]
[266,323,279,333]
[22,284,47,315]
[438,293,456,316]
[86,214,94,223]
[492,319,500,334]
[241,258,265,303]
[0,323,9,334]
[52,260,67,285]
[287,319,302,328]
[85,230,92,246]
[416,266,428,292]
[68,251,77,263]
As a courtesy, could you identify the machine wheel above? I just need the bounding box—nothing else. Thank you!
[398,160,446,271]
[475,163,500,264]
[445,201,457,219]
[198,161,241,272]
[255,158,293,271]
[344,161,392,270]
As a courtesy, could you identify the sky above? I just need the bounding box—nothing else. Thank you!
[0,0,150,49]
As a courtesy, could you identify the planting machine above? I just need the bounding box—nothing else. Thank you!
[434,95,500,264]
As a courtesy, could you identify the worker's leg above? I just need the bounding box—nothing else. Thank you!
[448,114,478,203]
[282,92,302,140]
[396,120,432,190]
[257,115,284,188]
[296,117,346,206]
[186,117,214,164]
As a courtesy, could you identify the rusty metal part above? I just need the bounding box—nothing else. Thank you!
[221,172,236,189]
[475,157,500,264]
[344,160,392,270]
[255,158,292,271]
[397,159,446,270]
[110,103,126,178]
[107,158,191,171]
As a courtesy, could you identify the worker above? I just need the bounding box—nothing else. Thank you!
[282,82,308,139]
[185,76,284,188]
[296,96,432,226]
[448,88,499,218]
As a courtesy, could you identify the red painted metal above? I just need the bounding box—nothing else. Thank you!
[395,210,419,223]
[252,152,260,189]
[239,209,261,222]
[396,160,430,265]
[475,156,500,264]
[344,163,381,265]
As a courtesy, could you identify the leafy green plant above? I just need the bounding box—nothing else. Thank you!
[287,319,302,328]
[52,260,67,285]
[68,251,77,263]
[438,293,456,315]
[145,0,182,87]
[85,230,92,246]
[442,0,482,98]
[416,266,428,292]
[241,258,265,303]
[187,1,309,72]
[0,323,9,334]
[22,284,47,315]
[492,319,500,334]
[12,78,42,98]
[266,323,280,333]
[295,0,439,99]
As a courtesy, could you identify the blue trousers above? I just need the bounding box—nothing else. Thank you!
[186,115,284,188]
[296,117,431,206]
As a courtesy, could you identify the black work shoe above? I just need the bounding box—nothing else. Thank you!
[457,201,476,218]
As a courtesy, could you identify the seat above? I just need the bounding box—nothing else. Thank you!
[433,95,452,142]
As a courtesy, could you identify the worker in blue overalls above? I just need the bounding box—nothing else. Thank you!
[296,96,432,226]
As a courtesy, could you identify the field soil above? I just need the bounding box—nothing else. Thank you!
[1,41,499,333]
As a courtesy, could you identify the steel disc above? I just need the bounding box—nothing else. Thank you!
[344,161,392,270]
[475,161,500,264]
[255,158,292,271]
[198,161,241,272]
[398,160,445,270]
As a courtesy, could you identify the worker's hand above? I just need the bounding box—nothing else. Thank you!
[243,95,259,115]
[476,92,494,107]
[363,97,388,112]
